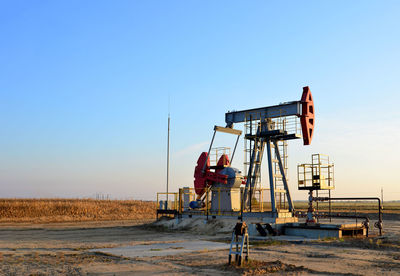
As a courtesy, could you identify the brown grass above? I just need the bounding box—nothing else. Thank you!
[0,198,157,223]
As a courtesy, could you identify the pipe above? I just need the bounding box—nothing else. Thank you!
[296,211,371,237]
[313,197,382,235]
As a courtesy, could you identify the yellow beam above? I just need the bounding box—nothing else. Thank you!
[214,125,242,136]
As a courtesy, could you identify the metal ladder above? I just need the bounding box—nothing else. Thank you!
[272,140,288,211]
[243,119,265,211]
[228,227,249,266]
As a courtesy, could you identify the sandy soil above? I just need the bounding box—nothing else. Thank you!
[0,218,399,275]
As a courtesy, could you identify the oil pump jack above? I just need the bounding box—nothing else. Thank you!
[157,86,382,237]
[192,87,315,218]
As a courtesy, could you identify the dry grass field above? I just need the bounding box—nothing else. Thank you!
[0,199,398,223]
[0,199,157,223]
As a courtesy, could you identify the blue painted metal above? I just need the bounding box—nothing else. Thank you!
[225,101,301,127]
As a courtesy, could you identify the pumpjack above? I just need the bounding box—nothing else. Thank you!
[192,87,314,218]
[157,86,383,237]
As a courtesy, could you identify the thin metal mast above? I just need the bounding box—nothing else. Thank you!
[167,114,170,196]
[166,95,171,209]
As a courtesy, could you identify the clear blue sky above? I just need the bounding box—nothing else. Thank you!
[1,1,399,200]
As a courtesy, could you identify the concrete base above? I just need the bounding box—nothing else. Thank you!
[159,213,367,240]
[283,223,366,239]
[178,211,299,236]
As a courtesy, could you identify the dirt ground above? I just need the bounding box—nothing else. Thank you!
[0,217,400,275]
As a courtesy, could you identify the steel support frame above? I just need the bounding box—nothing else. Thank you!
[266,140,276,213]
[272,140,294,212]
[241,138,260,212]
[242,137,294,216]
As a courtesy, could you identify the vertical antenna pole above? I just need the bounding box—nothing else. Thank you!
[166,114,170,209]
[166,93,171,210]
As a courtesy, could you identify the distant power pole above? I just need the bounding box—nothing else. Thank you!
[381,187,384,207]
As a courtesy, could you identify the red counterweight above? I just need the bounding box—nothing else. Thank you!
[215,154,230,173]
[300,86,315,146]
[193,152,230,197]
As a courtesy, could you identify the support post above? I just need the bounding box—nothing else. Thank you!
[202,129,216,173]
[273,140,294,212]
[241,137,257,212]
[230,134,241,164]
[266,140,276,214]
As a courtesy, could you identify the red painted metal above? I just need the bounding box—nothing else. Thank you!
[205,171,228,184]
[194,152,209,196]
[215,154,230,173]
[193,152,230,196]
[300,86,315,145]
